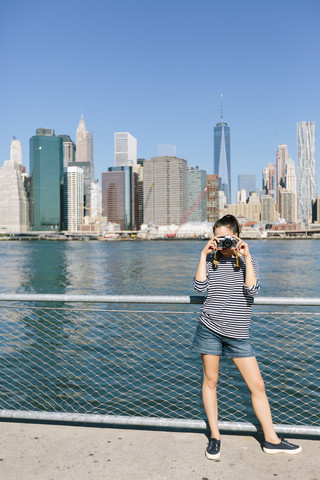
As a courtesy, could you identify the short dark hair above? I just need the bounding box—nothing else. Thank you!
[213,215,240,236]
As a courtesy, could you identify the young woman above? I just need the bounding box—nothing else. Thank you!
[192,214,301,459]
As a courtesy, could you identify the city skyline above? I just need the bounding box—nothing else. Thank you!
[1,0,320,200]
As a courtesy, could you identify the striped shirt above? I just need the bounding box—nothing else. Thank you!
[193,253,260,339]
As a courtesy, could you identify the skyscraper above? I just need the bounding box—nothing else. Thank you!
[64,166,84,232]
[58,135,76,169]
[29,128,63,231]
[0,138,29,232]
[214,97,231,204]
[297,121,317,222]
[74,116,94,216]
[206,174,219,222]
[279,158,297,223]
[276,144,289,209]
[237,174,256,201]
[102,166,139,230]
[75,116,89,163]
[262,163,275,197]
[10,137,22,166]
[115,132,137,167]
[143,156,187,225]
[187,166,207,222]
[261,195,276,223]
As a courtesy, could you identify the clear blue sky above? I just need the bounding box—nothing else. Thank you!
[1,0,320,202]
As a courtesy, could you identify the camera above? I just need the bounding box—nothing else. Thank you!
[216,235,237,250]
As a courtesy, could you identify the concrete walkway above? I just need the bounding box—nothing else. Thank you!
[0,422,319,480]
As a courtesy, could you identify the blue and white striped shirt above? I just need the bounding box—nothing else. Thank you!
[193,253,260,339]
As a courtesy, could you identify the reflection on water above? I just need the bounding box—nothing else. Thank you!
[0,239,319,296]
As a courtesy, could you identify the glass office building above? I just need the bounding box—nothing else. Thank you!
[214,121,231,205]
[102,166,139,230]
[30,129,64,231]
[187,166,207,222]
[237,175,256,196]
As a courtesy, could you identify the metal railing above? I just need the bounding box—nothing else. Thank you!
[0,294,319,436]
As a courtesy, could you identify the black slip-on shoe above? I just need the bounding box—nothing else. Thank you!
[263,438,302,455]
[205,438,221,459]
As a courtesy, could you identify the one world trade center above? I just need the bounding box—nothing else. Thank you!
[214,96,231,205]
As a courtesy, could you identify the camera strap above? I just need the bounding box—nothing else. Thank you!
[212,250,240,270]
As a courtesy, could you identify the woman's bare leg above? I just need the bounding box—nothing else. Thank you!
[201,354,220,439]
[232,356,280,443]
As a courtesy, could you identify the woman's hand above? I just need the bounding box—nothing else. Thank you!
[233,236,251,258]
[201,237,219,257]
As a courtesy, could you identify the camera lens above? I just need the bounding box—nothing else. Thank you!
[224,238,232,248]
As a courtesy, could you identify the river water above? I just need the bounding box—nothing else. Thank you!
[1,238,320,296]
[0,239,319,426]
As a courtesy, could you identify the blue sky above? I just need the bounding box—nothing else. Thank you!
[1,0,320,202]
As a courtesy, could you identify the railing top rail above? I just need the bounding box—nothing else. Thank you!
[0,293,319,306]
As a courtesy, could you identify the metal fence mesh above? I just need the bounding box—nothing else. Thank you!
[0,303,319,426]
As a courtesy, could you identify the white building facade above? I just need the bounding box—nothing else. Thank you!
[115,132,137,167]
[10,137,22,166]
[0,138,29,232]
[297,121,317,222]
[75,115,89,163]
[90,179,102,219]
[64,166,84,232]
[143,156,187,225]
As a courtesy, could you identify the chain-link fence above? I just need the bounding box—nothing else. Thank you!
[0,295,319,433]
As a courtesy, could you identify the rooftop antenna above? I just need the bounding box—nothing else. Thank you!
[220,93,224,123]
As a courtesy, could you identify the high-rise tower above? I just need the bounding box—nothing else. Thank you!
[276,144,289,209]
[74,116,94,217]
[143,156,187,225]
[297,121,317,222]
[214,95,231,204]
[29,128,63,231]
[115,132,137,167]
[76,115,89,163]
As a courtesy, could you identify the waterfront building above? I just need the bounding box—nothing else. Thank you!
[214,108,231,205]
[206,174,219,222]
[102,166,139,230]
[143,156,187,225]
[261,195,276,223]
[297,121,317,222]
[262,163,275,197]
[312,196,320,223]
[0,138,29,232]
[187,166,207,222]
[64,166,83,232]
[237,175,256,200]
[29,128,63,231]
[58,135,76,169]
[115,132,137,167]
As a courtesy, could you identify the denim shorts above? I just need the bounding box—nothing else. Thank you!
[192,321,255,358]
